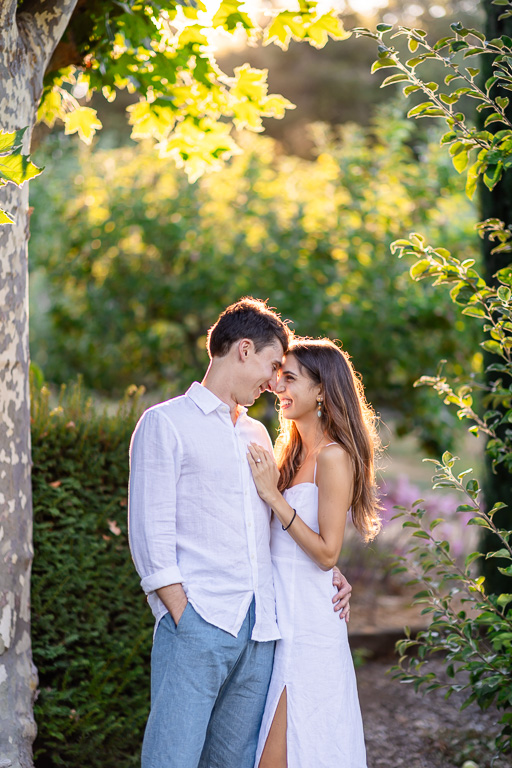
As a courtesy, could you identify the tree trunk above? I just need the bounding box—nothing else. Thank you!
[0,3,78,765]
[478,0,512,594]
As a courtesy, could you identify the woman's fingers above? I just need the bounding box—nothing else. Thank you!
[247,444,267,473]
[248,443,269,466]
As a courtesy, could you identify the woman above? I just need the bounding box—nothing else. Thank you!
[247,337,381,768]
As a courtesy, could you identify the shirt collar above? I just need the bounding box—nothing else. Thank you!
[186,381,247,417]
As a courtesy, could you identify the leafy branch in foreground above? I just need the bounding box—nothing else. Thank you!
[387,234,512,757]
[355,2,512,754]
[354,0,512,198]
[0,127,42,224]
[391,455,512,755]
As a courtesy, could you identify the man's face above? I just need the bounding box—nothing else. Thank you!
[239,340,284,406]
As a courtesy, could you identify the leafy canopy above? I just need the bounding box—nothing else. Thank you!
[38,0,349,180]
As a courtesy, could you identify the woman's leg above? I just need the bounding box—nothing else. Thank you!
[258,687,287,768]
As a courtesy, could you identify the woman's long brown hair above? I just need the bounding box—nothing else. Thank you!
[274,338,382,542]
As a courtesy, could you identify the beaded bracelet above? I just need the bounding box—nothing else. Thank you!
[282,508,297,531]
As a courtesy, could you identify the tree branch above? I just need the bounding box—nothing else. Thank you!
[17,0,80,74]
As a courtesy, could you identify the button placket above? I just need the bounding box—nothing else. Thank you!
[235,428,260,594]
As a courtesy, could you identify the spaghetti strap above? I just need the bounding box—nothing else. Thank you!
[313,442,338,483]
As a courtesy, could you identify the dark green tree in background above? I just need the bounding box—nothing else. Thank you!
[478,0,512,591]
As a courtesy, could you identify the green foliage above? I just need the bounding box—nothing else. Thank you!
[391,454,512,754]
[355,0,512,198]
[29,107,479,452]
[38,0,348,179]
[0,127,42,223]
[393,233,512,472]
[388,240,512,756]
[355,3,512,758]
[30,377,151,767]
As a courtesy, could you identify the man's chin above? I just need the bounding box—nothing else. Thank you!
[247,392,261,406]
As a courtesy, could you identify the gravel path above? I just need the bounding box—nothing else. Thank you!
[356,658,510,768]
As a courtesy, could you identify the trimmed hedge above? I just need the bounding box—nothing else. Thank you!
[31,378,151,767]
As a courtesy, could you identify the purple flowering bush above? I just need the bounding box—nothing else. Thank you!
[341,474,477,594]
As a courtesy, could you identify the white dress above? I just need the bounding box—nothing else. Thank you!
[255,480,367,768]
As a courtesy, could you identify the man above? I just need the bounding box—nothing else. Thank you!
[128,297,351,768]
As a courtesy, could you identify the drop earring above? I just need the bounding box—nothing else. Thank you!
[317,398,323,418]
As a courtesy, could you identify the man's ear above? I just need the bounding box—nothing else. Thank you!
[238,338,254,361]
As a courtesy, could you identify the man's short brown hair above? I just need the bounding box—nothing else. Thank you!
[207,297,291,358]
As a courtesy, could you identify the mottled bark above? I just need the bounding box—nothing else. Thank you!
[0,2,78,766]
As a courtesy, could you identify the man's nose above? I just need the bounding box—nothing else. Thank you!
[267,371,279,392]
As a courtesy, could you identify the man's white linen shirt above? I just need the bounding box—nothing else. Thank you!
[128,382,280,641]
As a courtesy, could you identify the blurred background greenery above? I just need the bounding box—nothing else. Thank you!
[29,0,484,455]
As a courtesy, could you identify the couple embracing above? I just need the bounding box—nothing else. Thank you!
[128,297,381,768]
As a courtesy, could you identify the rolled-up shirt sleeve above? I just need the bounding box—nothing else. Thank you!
[128,408,183,594]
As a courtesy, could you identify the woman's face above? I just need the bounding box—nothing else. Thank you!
[275,353,321,421]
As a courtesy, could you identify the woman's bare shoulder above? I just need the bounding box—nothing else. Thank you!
[316,442,351,472]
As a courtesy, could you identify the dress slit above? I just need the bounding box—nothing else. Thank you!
[257,685,287,768]
[254,480,367,768]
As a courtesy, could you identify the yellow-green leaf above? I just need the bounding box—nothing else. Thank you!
[264,11,306,50]
[465,160,481,199]
[157,117,241,182]
[212,0,254,31]
[0,208,15,225]
[231,65,268,102]
[261,94,295,119]
[37,90,64,129]
[452,148,469,173]
[410,259,431,279]
[0,150,43,186]
[233,100,265,131]
[0,128,26,154]
[306,13,350,49]
[127,101,176,140]
[63,107,103,145]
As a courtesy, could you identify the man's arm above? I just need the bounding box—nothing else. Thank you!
[156,584,188,625]
[128,408,187,624]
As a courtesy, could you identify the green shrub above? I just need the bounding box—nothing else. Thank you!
[31,377,150,767]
